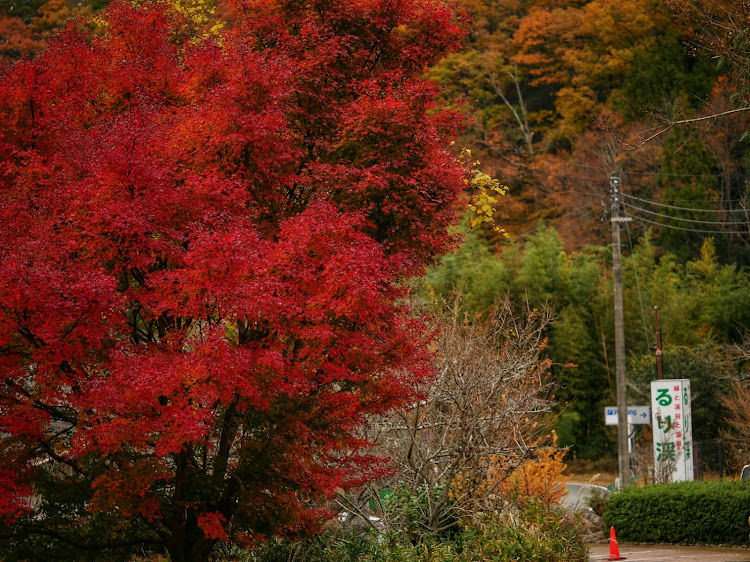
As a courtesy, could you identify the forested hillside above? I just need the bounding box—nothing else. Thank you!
[3,0,750,462]
[425,0,750,461]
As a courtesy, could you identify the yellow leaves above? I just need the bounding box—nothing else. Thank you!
[453,433,567,511]
[169,0,224,42]
[552,86,597,140]
[91,0,225,43]
[91,14,107,31]
[208,20,225,36]
[172,0,211,27]
[459,148,509,236]
[699,237,717,270]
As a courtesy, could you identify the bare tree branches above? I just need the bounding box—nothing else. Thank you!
[486,64,536,161]
[619,107,750,151]
[356,297,557,538]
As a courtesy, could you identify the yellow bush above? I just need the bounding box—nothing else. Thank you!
[501,433,567,508]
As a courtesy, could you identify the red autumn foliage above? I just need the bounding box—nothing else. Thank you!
[0,0,467,559]
[197,511,228,541]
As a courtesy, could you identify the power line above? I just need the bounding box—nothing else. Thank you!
[632,194,748,204]
[566,162,610,172]
[558,187,609,200]
[621,169,717,179]
[626,212,747,234]
[623,193,746,214]
[566,160,729,180]
[622,202,750,226]
[528,171,604,185]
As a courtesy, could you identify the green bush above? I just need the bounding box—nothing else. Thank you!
[603,480,750,545]
[458,503,588,562]
[245,503,588,562]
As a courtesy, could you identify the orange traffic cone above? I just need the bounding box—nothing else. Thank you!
[608,526,625,560]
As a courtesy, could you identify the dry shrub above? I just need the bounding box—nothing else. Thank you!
[720,379,750,472]
[351,296,558,539]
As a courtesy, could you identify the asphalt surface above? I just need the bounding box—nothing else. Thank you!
[589,543,750,561]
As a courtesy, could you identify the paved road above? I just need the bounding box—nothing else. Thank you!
[563,482,609,511]
[589,543,750,561]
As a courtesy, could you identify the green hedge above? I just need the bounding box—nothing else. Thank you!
[603,480,750,545]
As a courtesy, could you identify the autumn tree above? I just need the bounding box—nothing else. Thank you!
[0,0,468,560]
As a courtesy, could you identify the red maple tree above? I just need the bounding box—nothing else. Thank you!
[0,1,467,559]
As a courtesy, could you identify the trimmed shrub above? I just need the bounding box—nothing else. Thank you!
[603,480,750,545]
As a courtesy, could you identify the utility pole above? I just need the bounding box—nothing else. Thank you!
[611,173,631,488]
[654,306,663,380]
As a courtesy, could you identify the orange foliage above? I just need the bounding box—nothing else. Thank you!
[33,0,93,34]
[450,432,567,512]
[0,16,44,61]
[500,433,567,508]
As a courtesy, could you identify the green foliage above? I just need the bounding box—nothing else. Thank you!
[378,483,459,544]
[424,224,509,314]
[427,221,750,460]
[247,504,588,562]
[426,225,615,460]
[552,306,611,458]
[516,222,567,305]
[584,487,608,518]
[615,30,717,119]
[628,345,731,441]
[620,237,750,429]
[554,411,581,450]
[603,480,750,545]
[459,504,587,562]
[656,131,720,261]
[684,240,750,341]
[620,233,750,339]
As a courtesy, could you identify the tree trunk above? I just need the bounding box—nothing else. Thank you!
[166,522,217,562]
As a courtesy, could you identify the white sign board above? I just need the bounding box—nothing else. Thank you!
[651,379,694,482]
[604,406,651,425]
